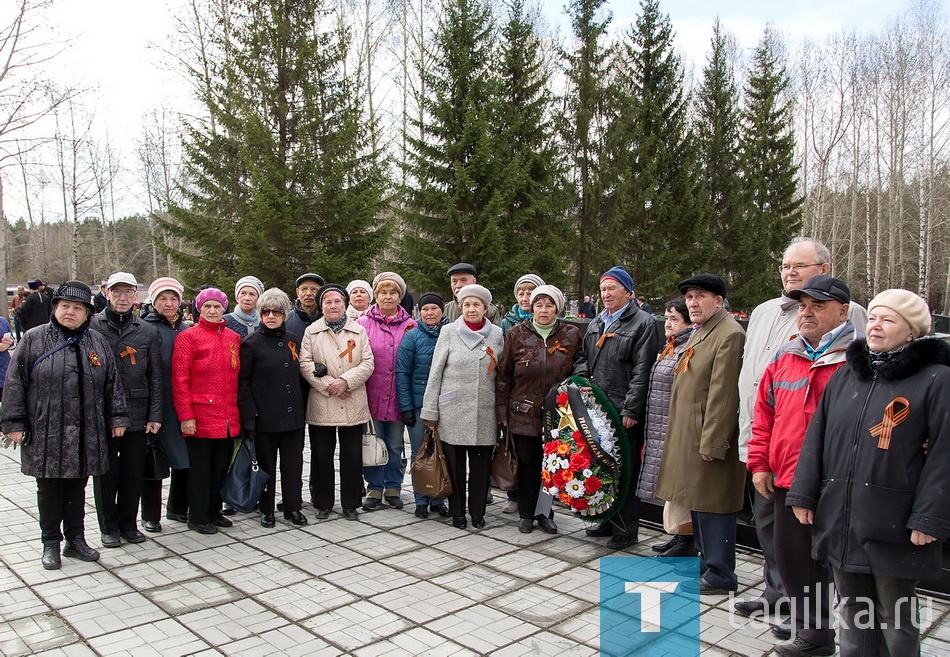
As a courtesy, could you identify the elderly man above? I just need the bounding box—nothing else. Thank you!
[656,273,746,594]
[91,272,164,548]
[574,265,659,549]
[442,263,503,325]
[286,272,325,337]
[747,275,857,657]
[735,238,868,630]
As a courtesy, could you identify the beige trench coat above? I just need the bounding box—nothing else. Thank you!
[656,308,746,514]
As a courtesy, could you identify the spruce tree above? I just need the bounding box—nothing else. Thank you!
[694,19,745,287]
[492,0,569,296]
[737,27,804,308]
[607,0,701,297]
[559,0,614,298]
[398,0,505,295]
[163,0,389,294]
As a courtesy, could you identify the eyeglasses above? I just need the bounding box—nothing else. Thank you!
[779,263,823,273]
[261,308,284,316]
[110,289,137,298]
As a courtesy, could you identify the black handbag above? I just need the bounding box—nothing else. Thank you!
[143,434,170,480]
[220,435,270,514]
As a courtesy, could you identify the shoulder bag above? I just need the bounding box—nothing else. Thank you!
[411,428,453,498]
[220,433,270,513]
[491,428,518,491]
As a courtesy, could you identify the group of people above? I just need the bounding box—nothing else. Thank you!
[2,241,947,657]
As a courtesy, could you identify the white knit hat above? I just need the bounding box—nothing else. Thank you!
[234,275,264,298]
[868,289,931,339]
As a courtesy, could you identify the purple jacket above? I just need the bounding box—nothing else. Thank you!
[357,306,416,421]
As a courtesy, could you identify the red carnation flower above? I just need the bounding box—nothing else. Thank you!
[543,440,559,455]
[569,451,592,471]
[571,498,589,511]
[556,392,569,407]
[584,476,602,494]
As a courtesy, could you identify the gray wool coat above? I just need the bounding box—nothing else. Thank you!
[420,318,504,447]
[2,322,129,478]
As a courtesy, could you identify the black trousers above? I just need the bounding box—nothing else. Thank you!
[309,424,362,512]
[186,438,232,525]
[141,478,162,522]
[442,442,493,519]
[257,428,305,514]
[833,568,920,657]
[37,477,88,544]
[513,433,549,520]
[754,488,787,604]
[93,430,147,534]
[773,487,834,646]
[692,510,739,591]
[141,468,189,522]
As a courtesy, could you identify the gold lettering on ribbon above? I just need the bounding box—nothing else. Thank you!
[595,332,616,348]
[119,345,137,365]
[869,397,910,450]
[486,346,496,375]
[339,339,356,363]
[288,341,299,361]
[674,347,694,374]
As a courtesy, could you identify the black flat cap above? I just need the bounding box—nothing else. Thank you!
[446,263,476,276]
[787,275,851,304]
[296,272,326,287]
[677,273,728,298]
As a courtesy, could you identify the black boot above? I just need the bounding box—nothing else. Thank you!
[651,535,679,553]
[657,535,697,558]
[41,542,61,570]
[63,538,100,562]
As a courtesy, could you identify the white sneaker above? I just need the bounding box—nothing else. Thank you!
[502,501,518,514]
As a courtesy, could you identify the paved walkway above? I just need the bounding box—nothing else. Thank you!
[1,446,949,656]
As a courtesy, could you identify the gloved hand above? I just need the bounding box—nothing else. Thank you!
[313,362,328,377]
[401,410,416,427]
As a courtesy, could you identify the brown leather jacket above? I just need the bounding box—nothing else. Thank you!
[496,320,582,436]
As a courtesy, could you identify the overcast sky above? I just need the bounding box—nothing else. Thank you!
[3,0,916,221]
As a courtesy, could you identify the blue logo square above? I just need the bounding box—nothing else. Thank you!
[600,556,701,656]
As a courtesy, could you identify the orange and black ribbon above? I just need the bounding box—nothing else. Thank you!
[869,397,910,450]
[674,347,694,374]
[119,345,137,365]
[288,341,299,361]
[486,346,496,375]
[595,332,616,348]
[658,335,676,361]
[547,340,570,355]
[89,351,102,367]
[339,339,356,363]
[229,343,238,369]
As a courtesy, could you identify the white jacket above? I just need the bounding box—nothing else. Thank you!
[300,318,374,427]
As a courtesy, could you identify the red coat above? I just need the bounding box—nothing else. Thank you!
[172,317,242,439]
[747,323,856,488]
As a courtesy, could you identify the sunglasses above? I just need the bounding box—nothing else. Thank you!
[261,308,285,316]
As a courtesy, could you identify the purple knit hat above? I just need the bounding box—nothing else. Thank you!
[195,287,228,311]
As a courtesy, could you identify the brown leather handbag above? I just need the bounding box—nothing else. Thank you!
[411,428,453,498]
[491,428,518,491]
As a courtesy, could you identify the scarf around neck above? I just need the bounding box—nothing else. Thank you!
[230,306,260,331]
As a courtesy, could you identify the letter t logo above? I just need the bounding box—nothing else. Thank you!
[624,581,680,632]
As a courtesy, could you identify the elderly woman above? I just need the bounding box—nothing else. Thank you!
[224,275,264,339]
[172,287,242,535]
[300,284,374,520]
[496,285,580,534]
[358,272,416,511]
[422,284,504,529]
[635,298,695,557]
[239,288,308,528]
[2,281,129,569]
[346,279,373,319]
[789,290,948,657]
[500,274,544,337]
[396,291,450,518]
[140,277,191,532]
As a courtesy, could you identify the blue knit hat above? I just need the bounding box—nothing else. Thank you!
[600,266,634,293]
